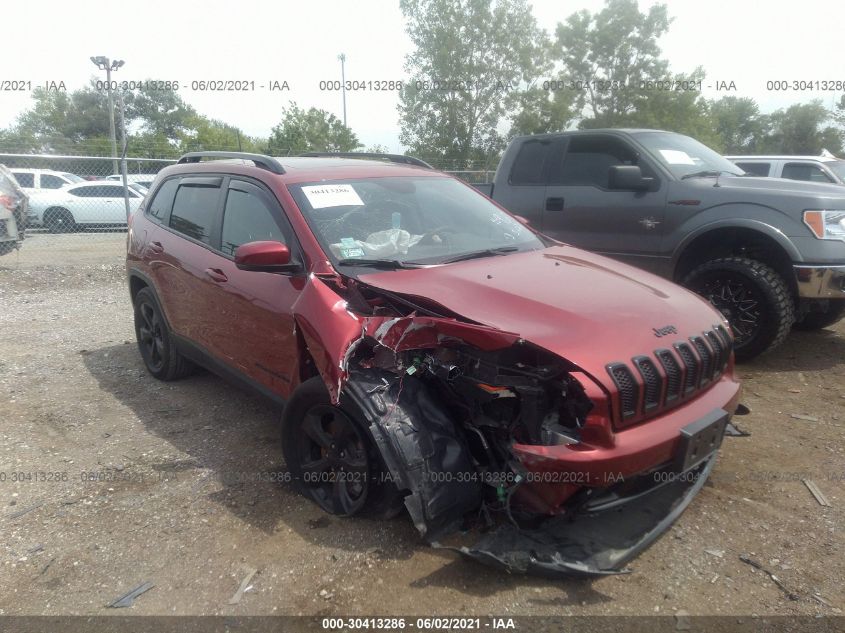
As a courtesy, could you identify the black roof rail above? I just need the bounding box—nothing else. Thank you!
[177,152,285,174]
[297,152,433,169]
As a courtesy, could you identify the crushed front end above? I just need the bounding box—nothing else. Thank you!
[294,273,742,577]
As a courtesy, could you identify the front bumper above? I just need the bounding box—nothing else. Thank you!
[794,265,845,298]
[438,453,717,577]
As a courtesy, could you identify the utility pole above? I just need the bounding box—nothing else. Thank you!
[338,53,347,127]
[90,56,124,174]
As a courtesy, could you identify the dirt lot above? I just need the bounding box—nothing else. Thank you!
[0,233,843,618]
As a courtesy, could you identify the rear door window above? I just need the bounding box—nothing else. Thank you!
[509,139,552,185]
[169,178,222,245]
[734,162,770,177]
[12,172,34,188]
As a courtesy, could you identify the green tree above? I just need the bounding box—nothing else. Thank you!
[508,84,575,136]
[128,84,197,140]
[708,96,770,154]
[398,0,545,166]
[555,0,673,127]
[267,102,360,155]
[763,101,842,155]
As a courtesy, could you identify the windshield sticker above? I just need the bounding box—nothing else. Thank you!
[340,247,366,259]
[659,149,695,165]
[302,184,364,209]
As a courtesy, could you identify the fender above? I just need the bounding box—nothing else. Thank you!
[671,215,803,271]
[341,368,482,540]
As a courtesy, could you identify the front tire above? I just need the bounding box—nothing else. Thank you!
[281,377,396,517]
[133,287,194,380]
[682,257,794,362]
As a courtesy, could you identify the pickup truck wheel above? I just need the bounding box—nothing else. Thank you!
[132,287,194,380]
[794,302,845,331]
[282,377,398,518]
[682,257,794,362]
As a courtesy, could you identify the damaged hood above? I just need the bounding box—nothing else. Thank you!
[358,246,726,384]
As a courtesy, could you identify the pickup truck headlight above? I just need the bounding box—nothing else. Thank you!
[804,210,845,241]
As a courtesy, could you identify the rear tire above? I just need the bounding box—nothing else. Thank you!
[682,256,794,362]
[44,208,76,234]
[281,377,399,518]
[794,302,845,331]
[133,287,194,380]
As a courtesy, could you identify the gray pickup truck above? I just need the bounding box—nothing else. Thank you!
[475,129,845,360]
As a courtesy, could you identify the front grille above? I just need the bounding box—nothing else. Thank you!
[675,342,700,394]
[633,356,662,412]
[607,363,638,419]
[607,325,733,427]
[655,348,682,403]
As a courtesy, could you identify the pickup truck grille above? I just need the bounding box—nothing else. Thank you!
[606,324,733,428]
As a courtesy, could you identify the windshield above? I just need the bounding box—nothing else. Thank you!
[633,131,745,179]
[824,161,845,182]
[61,173,84,183]
[289,177,545,266]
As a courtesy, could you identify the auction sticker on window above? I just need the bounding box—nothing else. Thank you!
[302,184,364,209]
[659,149,695,165]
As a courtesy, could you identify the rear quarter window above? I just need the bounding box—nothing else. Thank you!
[509,139,551,185]
[147,179,179,221]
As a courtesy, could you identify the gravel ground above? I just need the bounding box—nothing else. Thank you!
[0,234,843,617]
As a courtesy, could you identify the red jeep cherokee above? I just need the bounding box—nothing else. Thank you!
[127,151,742,577]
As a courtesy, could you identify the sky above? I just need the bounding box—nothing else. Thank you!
[1,0,842,152]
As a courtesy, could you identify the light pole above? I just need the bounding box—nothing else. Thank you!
[90,56,124,174]
[338,53,347,127]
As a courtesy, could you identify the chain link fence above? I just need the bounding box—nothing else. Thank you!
[0,151,496,268]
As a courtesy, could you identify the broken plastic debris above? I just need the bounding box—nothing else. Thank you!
[802,479,832,507]
[107,581,155,608]
[228,567,258,605]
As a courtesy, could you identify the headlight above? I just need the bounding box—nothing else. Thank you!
[803,210,845,241]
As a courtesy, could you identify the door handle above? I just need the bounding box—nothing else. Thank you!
[205,268,228,283]
[545,197,565,211]
[148,241,164,254]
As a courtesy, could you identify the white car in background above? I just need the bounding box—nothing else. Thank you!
[106,173,157,189]
[9,168,84,192]
[28,180,144,232]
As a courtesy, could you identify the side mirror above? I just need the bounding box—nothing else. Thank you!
[234,241,300,273]
[608,165,654,191]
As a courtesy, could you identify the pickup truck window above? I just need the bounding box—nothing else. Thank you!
[734,162,770,177]
[510,139,551,185]
[633,131,743,179]
[551,135,639,187]
[782,162,834,183]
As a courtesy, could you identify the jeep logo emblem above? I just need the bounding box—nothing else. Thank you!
[653,325,677,337]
